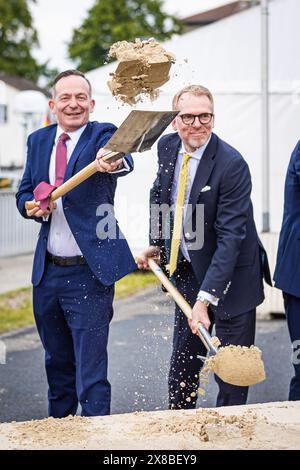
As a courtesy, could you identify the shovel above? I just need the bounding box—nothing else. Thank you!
[145,258,219,356]
[25,110,178,210]
[143,258,266,387]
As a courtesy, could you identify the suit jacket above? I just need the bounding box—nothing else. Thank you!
[274,140,300,297]
[150,132,271,318]
[16,121,136,287]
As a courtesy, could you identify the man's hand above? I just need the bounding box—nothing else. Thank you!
[95,148,123,173]
[189,300,211,334]
[136,246,160,270]
[26,200,56,218]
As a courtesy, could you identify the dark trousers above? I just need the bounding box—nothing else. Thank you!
[169,261,256,409]
[283,292,300,400]
[33,260,114,418]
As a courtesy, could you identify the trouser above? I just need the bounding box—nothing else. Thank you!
[168,260,256,409]
[283,292,300,401]
[33,260,114,418]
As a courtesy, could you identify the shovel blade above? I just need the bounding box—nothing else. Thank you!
[104,110,178,159]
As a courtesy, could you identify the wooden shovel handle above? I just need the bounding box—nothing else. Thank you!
[142,257,217,354]
[147,258,193,318]
[25,150,122,210]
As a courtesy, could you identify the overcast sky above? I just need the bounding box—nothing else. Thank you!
[30,0,233,71]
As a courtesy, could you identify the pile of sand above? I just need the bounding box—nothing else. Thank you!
[107,39,175,104]
[1,402,299,450]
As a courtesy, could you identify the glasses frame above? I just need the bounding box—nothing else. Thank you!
[179,113,214,126]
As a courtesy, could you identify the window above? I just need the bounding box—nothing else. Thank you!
[0,105,8,124]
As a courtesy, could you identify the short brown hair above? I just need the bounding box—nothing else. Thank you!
[52,70,92,97]
[172,85,214,111]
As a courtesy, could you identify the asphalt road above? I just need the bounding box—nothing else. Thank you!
[0,287,294,423]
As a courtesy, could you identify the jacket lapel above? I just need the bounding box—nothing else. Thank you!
[63,122,93,183]
[186,133,218,217]
[160,134,181,205]
[38,125,57,183]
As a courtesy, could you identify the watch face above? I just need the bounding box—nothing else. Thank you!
[197,296,209,306]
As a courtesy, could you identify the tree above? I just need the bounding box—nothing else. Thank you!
[0,0,49,82]
[68,0,184,72]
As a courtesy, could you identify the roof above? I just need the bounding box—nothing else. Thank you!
[0,74,50,97]
[182,0,258,28]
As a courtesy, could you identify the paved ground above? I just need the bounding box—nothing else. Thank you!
[0,286,294,423]
[0,254,33,294]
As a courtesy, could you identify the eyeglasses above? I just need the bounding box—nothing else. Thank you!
[179,113,214,125]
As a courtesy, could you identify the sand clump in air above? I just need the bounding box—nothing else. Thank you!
[107,38,176,104]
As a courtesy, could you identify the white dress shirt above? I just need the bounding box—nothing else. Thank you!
[170,137,218,306]
[47,125,86,256]
[47,124,129,257]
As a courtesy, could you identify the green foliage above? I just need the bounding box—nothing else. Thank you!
[0,0,56,83]
[68,0,184,72]
[0,0,39,80]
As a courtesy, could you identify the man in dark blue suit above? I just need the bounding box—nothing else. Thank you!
[140,85,271,408]
[274,141,300,401]
[16,70,136,417]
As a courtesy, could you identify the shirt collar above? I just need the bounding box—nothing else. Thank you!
[55,124,88,146]
[179,135,212,161]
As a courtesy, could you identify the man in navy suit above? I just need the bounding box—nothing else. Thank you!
[140,85,271,408]
[16,70,136,417]
[274,141,300,401]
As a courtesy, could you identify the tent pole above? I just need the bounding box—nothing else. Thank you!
[261,0,270,232]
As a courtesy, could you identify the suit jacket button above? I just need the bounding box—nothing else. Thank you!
[185,232,191,239]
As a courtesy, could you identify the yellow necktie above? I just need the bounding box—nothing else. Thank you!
[169,153,192,276]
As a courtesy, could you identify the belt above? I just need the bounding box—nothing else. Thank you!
[46,251,87,266]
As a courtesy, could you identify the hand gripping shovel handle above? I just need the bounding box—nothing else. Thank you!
[25,150,122,210]
[146,258,218,355]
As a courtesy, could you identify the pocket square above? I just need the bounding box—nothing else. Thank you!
[200,185,211,192]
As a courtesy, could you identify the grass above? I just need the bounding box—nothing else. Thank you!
[0,288,34,334]
[115,270,157,299]
[0,271,158,334]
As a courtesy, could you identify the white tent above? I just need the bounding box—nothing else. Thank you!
[86,0,299,254]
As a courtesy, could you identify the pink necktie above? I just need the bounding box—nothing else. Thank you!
[55,133,70,187]
[33,132,70,210]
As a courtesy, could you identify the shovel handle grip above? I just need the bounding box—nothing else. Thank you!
[25,150,123,210]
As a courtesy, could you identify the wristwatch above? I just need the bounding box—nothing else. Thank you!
[196,294,210,307]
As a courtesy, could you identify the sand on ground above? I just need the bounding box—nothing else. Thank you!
[1,401,299,450]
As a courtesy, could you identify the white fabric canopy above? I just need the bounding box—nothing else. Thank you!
[87,0,299,253]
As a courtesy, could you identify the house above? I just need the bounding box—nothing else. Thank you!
[0,75,50,169]
[183,1,259,30]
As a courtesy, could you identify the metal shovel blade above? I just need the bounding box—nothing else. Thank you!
[104,110,178,161]
[24,110,177,210]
